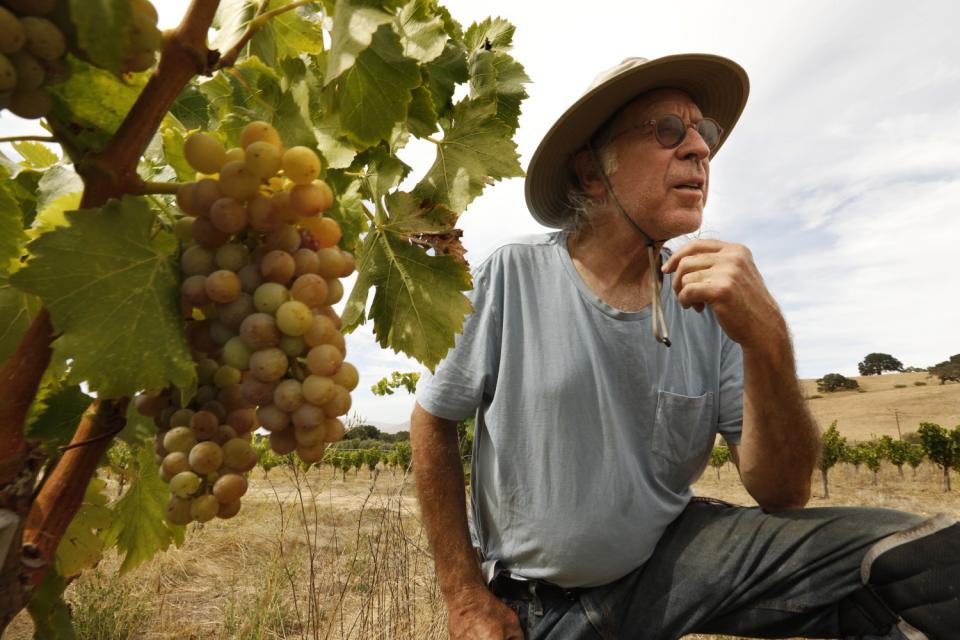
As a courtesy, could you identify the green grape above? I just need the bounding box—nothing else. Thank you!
[331,362,359,391]
[219,160,260,200]
[190,494,219,523]
[209,197,248,234]
[222,438,256,470]
[163,426,196,454]
[204,269,242,304]
[196,357,219,385]
[169,408,195,428]
[215,243,250,272]
[291,402,325,430]
[325,417,346,442]
[189,410,219,441]
[278,334,306,357]
[260,250,295,284]
[221,336,251,370]
[290,274,328,308]
[269,428,297,455]
[248,347,288,382]
[306,344,343,377]
[263,224,301,253]
[240,120,281,149]
[292,249,320,277]
[127,11,162,52]
[337,250,357,277]
[324,278,344,305]
[213,473,248,503]
[188,441,223,475]
[302,375,336,406]
[253,282,289,314]
[322,385,352,418]
[275,300,313,336]
[213,364,241,389]
[7,86,50,119]
[281,146,321,185]
[289,180,334,216]
[10,52,44,90]
[166,496,193,525]
[245,140,282,179]
[169,470,201,498]
[273,378,304,412]
[161,452,190,479]
[237,263,263,294]
[20,17,65,61]
[240,375,278,406]
[209,320,235,346]
[0,8,26,55]
[239,312,280,350]
[294,423,325,447]
[314,247,346,279]
[217,293,254,329]
[194,385,217,406]
[183,132,226,175]
[257,403,290,432]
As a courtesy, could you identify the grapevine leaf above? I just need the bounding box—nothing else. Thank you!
[324,175,368,254]
[345,230,472,369]
[0,183,26,270]
[170,84,212,131]
[210,0,258,51]
[68,0,133,74]
[11,141,58,169]
[407,84,439,137]
[0,272,41,363]
[56,476,112,579]
[463,17,516,52]
[254,0,326,65]
[11,196,197,399]
[28,165,83,239]
[105,446,185,575]
[412,97,523,213]
[383,190,457,234]
[422,39,468,116]
[334,25,420,146]
[26,385,94,453]
[434,5,464,41]
[325,0,394,85]
[119,402,155,448]
[26,567,76,640]
[342,231,378,329]
[469,49,530,133]
[395,0,447,63]
[161,125,195,183]
[6,167,43,228]
[315,112,359,169]
[359,145,411,204]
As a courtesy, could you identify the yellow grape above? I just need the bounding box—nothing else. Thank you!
[190,494,220,523]
[21,17,65,61]
[289,180,334,216]
[0,8,26,55]
[300,216,341,249]
[294,423,325,447]
[296,440,327,464]
[322,384,352,418]
[219,160,260,200]
[290,274,328,309]
[166,496,193,525]
[184,133,227,175]
[245,141,282,179]
[282,146,321,185]
[224,147,244,163]
[213,473,248,503]
[240,120,282,149]
[324,278,344,305]
[314,247,345,279]
[10,52,44,90]
[331,362,359,391]
[325,418,346,442]
[306,344,343,377]
[189,441,223,475]
[302,375,336,405]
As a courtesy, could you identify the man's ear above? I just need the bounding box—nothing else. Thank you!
[573,149,608,200]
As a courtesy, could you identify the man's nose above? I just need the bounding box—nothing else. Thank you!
[676,125,711,162]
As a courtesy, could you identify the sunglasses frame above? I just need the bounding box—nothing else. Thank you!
[610,114,723,151]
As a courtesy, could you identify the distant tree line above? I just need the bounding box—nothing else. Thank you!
[813,351,960,392]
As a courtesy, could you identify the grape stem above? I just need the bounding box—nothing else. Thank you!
[216,0,316,70]
[139,180,188,195]
[0,135,58,144]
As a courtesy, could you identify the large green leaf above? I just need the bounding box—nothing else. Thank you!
[11,141,59,169]
[325,0,394,85]
[463,16,516,52]
[469,49,530,133]
[68,0,133,74]
[407,83,439,137]
[315,111,360,169]
[161,125,195,183]
[324,174,368,254]
[0,272,41,363]
[56,476,112,579]
[422,39,468,117]
[11,196,196,399]
[0,183,26,270]
[395,0,447,63]
[27,567,76,640]
[334,25,420,146]
[412,97,523,213]
[105,446,185,574]
[210,0,258,51]
[253,0,326,66]
[26,385,94,453]
[29,165,83,239]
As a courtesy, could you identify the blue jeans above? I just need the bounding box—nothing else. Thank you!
[494,498,932,639]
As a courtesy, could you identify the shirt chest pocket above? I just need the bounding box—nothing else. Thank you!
[651,390,717,490]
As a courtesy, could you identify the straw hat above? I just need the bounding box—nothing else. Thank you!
[524,54,750,228]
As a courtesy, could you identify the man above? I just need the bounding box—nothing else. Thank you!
[411,54,959,639]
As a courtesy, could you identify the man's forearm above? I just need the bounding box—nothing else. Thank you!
[410,403,486,601]
[739,321,821,511]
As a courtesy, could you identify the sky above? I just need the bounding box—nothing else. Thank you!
[3,0,959,430]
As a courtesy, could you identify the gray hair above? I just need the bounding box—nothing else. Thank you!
[561,142,620,234]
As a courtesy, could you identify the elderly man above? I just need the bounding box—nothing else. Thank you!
[410,54,958,640]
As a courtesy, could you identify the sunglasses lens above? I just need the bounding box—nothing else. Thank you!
[655,115,686,147]
[697,119,721,149]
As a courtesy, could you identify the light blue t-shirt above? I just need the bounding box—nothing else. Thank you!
[416,232,744,588]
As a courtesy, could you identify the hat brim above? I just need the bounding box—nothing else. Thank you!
[525,54,750,229]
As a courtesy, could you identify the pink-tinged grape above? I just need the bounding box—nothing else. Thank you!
[189,441,223,475]
[337,251,356,277]
[273,378,304,412]
[270,429,297,454]
[196,358,219,385]
[303,314,339,348]
[191,495,220,523]
[219,160,261,200]
[174,217,194,243]
[237,263,263,294]
[253,282,289,314]
[278,334,306,357]
[189,410,219,441]
[0,9,26,55]
[191,216,230,248]
[192,179,223,215]
[213,364,241,388]
[300,217,341,249]
[318,326,346,353]
[169,470,201,498]
[322,385,351,418]
[260,250,295,284]
[216,425,238,445]
[275,300,312,336]
[204,269,241,304]
[302,375,336,406]
[217,293,254,329]
[209,198,248,234]
[324,278,344,305]
[164,426,197,453]
[292,249,320,277]
[215,243,251,272]
[239,312,280,350]
[170,406,195,427]
[248,194,280,233]
[289,180,334,216]
[176,183,203,216]
[325,418,346,442]
[213,473,248,503]
[273,190,300,224]
[240,376,278,406]
[161,452,191,479]
[294,423,326,447]
[9,51,43,89]
[240,120,282,149]
[134,390,167,417]
[222,336,252,370]
[292,402,325,430]
[217,384,249,413]
[209,320,235,346]
[245,140,282,179]
[166,496,193,525]
[218,499,242,519]
[180,275,209,307]
[202,400,228,422]
[181,245,215,277]
[331,362,359,391]
[222,438,256,470]
[264,224,301,253]
[282,146,321,185]
[184,133,227,175]
[319,306,343,330]
[290,274,328,309]
[21,17,65,61]
[314,247,345,279]
[257,404,290,432]
[296,440,327,464]
[307,344,342,376]
[249,347,288,382]
[226,408,257,435]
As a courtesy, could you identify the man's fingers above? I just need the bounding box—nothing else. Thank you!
[670,254,716,294]
[661,239,725,272]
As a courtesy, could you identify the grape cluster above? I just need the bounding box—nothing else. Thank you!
[0,0,161,119]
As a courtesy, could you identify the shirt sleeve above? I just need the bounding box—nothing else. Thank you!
[415,255,503,422]
[717,334,744,446]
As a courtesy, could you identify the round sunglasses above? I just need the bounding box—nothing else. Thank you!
[612,114,723,151]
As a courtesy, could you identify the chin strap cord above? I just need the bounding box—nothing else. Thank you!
[587,143,671,347]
